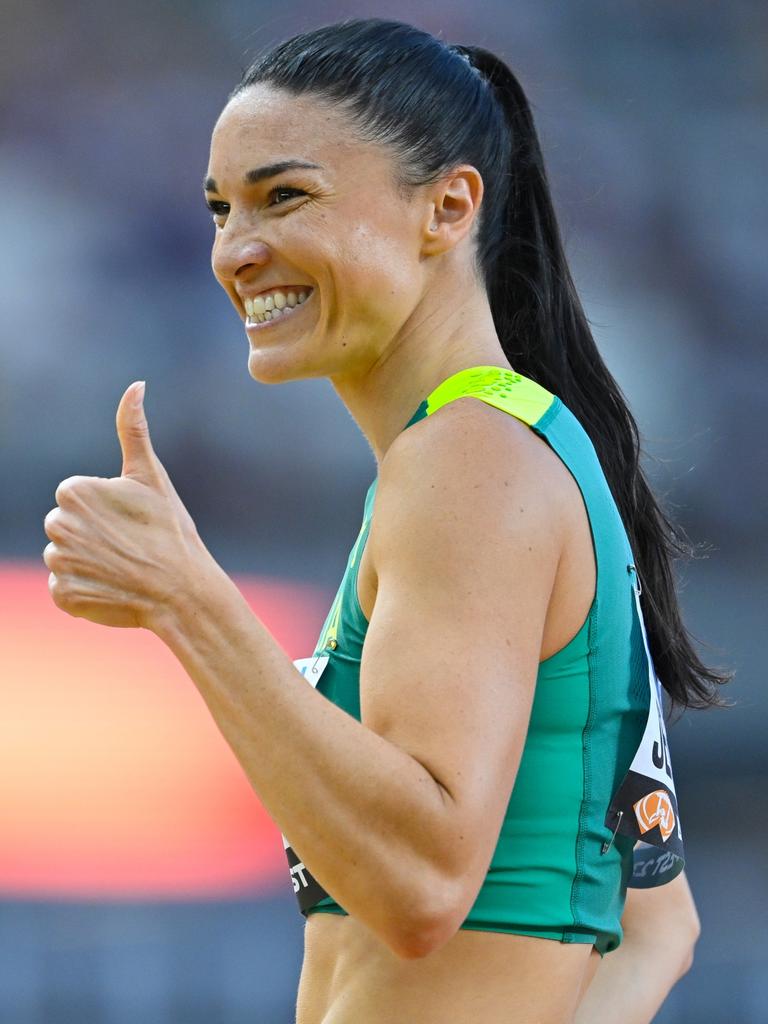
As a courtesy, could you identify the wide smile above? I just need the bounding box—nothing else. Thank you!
[243,288,314,332]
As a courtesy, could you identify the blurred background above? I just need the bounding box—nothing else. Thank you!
[1,0,765,1021]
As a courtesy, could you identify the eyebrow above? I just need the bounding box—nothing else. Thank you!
[204,160,323,193]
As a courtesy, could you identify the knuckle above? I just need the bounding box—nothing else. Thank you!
[49,572,76,613]
[125,423,149,441]
[51,588,70,614]
[55,475,96,507]
[48,571,65,605]
[55,477,78,506]
[43,541,62,573]
[44,508,63,540]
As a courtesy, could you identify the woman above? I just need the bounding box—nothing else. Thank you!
[44,18,728,1024]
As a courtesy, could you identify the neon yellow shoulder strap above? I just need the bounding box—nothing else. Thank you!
[425,365,555,427]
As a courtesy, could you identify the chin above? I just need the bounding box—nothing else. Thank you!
[246,347,318,386]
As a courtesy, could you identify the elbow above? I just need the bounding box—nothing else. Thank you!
[391,872,468,958]
[391,874,464,961]
[395,912,457,961]
[677,905,702,980]
[677,934,698,980]
[678,945,695,980]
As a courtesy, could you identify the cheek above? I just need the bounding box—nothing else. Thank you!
[335,219,420,311]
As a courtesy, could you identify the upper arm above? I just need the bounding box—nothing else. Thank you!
[359,400,564,921]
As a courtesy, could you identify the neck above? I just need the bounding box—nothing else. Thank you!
[329,283,513,466]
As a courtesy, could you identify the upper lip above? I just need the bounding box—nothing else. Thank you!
[237,284,314,302]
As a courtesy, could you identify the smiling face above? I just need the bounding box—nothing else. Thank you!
[205,84,434,385]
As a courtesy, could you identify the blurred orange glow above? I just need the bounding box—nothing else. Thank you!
[0,562,329,899]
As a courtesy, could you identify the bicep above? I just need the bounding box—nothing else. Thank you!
[359,417,562,901]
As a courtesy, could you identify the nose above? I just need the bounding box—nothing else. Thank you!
[211,223,272,285]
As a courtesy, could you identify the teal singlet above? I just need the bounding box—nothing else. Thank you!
[283,365,684,956]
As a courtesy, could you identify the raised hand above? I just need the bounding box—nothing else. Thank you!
[43,382,209,630]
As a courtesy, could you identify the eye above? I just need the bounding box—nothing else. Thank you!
[268,185,306,206]
[205,198,229,223]
[204,186,307,225]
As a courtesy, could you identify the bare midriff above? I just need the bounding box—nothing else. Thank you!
[296,913,601,1024]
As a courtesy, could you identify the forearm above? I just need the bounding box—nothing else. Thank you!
[573,872,699,1024]
[153,555,453,957]
[573,937,690,1024]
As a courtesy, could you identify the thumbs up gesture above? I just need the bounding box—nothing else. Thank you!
[43,382,209,630]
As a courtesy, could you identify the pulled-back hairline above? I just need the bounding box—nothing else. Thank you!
[226,77,446,201]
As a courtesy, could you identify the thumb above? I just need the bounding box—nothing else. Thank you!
[116,381,162,486]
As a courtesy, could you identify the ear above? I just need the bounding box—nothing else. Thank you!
[422,165,484,256]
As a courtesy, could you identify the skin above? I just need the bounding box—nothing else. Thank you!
[42,84,697,1023]
[573,870,700,1024]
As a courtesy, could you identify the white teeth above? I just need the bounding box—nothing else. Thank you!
[245,288,312,326]
[245,288,310,315]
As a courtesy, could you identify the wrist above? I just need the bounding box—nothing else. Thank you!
[148,540,235,644]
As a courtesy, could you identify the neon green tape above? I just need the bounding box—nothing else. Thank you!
[425,365,555,426]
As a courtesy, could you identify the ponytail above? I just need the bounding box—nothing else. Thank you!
[464,45,732,711]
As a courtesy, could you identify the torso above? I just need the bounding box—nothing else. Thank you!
[298,915,600,1023]
[296,401,600,1024]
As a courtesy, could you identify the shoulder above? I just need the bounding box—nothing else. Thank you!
[371,395,571,559]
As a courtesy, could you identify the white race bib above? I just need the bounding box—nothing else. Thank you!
[604,566,685,888]
[292,654,330,688]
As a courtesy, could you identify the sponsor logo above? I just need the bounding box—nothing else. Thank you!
[633,789,676,842]
[632,844,681,883]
